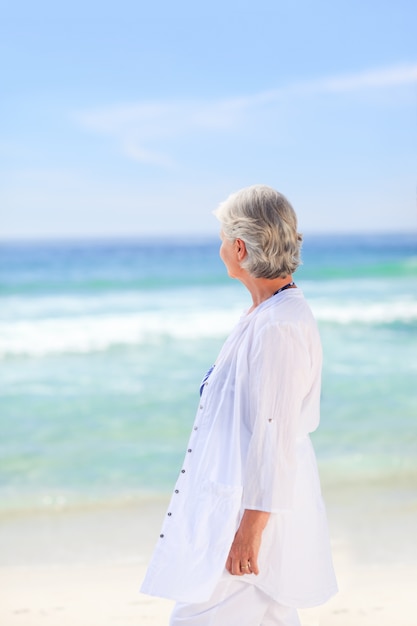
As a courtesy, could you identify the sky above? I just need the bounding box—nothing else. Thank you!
[0,0,416,239]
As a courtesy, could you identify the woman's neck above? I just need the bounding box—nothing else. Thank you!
[240,274,295,313]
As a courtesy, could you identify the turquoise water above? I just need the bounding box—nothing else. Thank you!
[1,234,416,513]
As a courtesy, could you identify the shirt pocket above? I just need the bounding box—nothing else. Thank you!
[188,480,243,554]
[145,480,243,603]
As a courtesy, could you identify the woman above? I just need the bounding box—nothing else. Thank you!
[141,185,337,625]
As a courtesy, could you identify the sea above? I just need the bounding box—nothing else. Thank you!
[1,234,416,515]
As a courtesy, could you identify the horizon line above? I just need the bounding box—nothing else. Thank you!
[1,229,417,245]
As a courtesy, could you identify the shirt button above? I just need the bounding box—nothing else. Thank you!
[160,534,164,538]
[175,489,179,493]
[188,449,192,453]
[199,405,203,409]
[181,469,185,473]
[194,426,198,431]
[168,512,172,516]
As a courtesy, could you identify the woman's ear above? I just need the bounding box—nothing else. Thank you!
[235,238,247,261]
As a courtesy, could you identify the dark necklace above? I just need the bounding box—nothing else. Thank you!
[273,281,295,296]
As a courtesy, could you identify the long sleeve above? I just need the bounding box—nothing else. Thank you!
[242,321,312,512]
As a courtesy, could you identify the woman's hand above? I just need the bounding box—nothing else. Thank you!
[225,509,270,576]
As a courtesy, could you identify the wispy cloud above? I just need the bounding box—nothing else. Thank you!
[313,62,417,92]
[233,62,417,105]
[75,98,249,167]
[74,62,417,166]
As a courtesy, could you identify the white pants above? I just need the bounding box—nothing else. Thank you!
[170,576,301,626]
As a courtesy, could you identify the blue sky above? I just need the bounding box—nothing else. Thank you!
[1,0,416,238]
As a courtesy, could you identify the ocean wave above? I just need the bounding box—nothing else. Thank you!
[0,290,190,319]
[0,310,239,357]
[1,298,416,356]
[312,300,417,325]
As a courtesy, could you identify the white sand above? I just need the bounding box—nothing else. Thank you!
[1,483,416,625]
[2,558,416,626]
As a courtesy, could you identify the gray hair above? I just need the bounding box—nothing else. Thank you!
[213,185,303,279]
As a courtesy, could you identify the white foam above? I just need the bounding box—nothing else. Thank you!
[311,300,417,324]
[0,309,240,357]
[1,297,416,357]
[0,292,161,319]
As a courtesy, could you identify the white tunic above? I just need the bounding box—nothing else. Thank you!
[140,289,338,607]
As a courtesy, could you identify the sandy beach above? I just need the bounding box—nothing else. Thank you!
[1,480,416,626]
